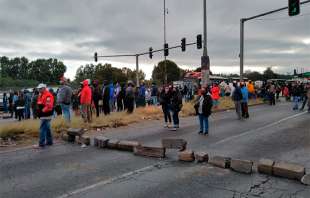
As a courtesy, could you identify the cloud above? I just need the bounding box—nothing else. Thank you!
[0,0,309,80]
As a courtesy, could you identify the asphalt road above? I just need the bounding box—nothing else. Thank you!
[1,102,310,198]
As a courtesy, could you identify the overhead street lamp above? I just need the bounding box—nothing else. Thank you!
[201,0,210,87]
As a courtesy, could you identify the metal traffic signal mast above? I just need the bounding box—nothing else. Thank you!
[94,35,202,87]
[239,0,310,80]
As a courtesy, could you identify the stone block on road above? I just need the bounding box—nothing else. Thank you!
[118,140,141,152]
[231,159,253,174]
[94,136,109,148]
[61,133,69,142]
[67,128,84,136]
[301,174,310,185]
[80,135,90,146]
[161,139,187,151]
[178,150,195,162]
[273,161,305,180]
[209,156,231,169]
[107,139,120,149]
[195,152,209,163]
[134,146,166,158]
[258,158,274,175]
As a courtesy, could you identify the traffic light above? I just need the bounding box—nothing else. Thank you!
[149,47,153,59]
[94,52,98,62]
[164,43,169,56]
[288,0,300,16]
[181,38,186,52]
[197,34,202,49]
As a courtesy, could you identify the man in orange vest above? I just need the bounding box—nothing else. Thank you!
[33,83,54,149]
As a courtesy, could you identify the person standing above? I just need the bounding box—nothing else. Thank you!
[31,89,39,119]
[16,92,25,121]
[300,83,310,111]
[151,82,158,105]
[9,92,14,118]
[13,91,18,119]
[3,93,8,113]
[247,81,255,99]
[211,83,220,110]
[195,87,213,135]
[24,90,32,119]
[92,80,102,117]
[232,82,243,120]
[80,80,92,123]
[292,82,301,110]
[268,82,276,106]
[240,82,249,119]
[117,83,125,111]
[125,81,135,114]
[160,86,172,128]
[170,87,183,131]
[34,84,54,149]
[102,81,110,115]
[57,77,73,123]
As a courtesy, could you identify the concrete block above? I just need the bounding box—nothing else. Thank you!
[67,128,84,136]
[258,158,274,175]
[209,156,231,169]
[195,152,209,163]
[80,135,90,146]
[107,139,120,149]
[231,159,253,174]
[134,146,166,158]
[161,139,187,151]
[273,162,305,180]
[301,174,310,185]
[178,150,195,162]
[118,140,141,152]
[94,136,109,148]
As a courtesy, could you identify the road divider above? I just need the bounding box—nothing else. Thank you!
[161,138,187,151]
[134,145,166,158]
[257,158,274,175]
[230,159,253,174]
[195,152,209,163]
[178,150,195,162]
[209,156,231,169]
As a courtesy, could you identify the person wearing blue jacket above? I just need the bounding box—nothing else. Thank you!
[109,82,115,112]
[240,82,249,119]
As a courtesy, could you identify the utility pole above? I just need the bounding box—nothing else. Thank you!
[136,54,139,87]
[164,0,168,84]
[201,0,210,87]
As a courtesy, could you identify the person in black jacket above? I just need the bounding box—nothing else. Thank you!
[92,80,102,117]
[195,87,213,135]
[170,87,183,131]
[102,80,110,115]
[232,82,243,120]
[160,86,172,128]
[16,92,25,121]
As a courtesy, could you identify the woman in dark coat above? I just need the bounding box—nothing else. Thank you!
[170,87,183,131]
[159,86,172,128]
[195,87,213,135]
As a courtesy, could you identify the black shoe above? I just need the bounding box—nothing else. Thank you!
[198,131,203,134]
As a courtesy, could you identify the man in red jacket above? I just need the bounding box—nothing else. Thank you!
[33,83,54,149]
[80,79,92,123]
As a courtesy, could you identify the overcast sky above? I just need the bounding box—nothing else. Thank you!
[0,0,309,79]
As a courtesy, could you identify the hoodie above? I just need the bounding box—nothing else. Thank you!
[80,80,92,105]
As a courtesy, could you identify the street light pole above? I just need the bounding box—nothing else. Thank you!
[240,19,245,81]
[201,0,210,87]
[136,54,140,87]
[164,0,168,84]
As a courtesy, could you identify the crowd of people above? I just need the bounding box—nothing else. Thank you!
[1,77,310,149]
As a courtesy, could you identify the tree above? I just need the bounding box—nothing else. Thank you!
[263,67,277,80]
[152,60,183,84]
[244,70,263,81]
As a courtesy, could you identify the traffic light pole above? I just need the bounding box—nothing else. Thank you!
[136,54,139,87]
[239,0,310,80]
[201,0,210,87]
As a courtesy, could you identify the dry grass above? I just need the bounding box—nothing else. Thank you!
[0,98,263,141]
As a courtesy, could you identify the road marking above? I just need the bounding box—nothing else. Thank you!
[56,162,167,198]
[212,111,307,146]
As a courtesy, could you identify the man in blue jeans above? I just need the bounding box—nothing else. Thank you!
[33,84,55,149]
[195,87,213,135]
[57,77,73,123]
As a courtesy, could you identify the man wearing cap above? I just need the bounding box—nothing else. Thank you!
[34,83,54,148]
[57,77,73,123]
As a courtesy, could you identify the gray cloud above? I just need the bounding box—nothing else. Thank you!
[0,0,309,79]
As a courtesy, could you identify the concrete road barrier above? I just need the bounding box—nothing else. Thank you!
[134,146,166,158]
[195,152,209,163]
[61,133,69,142]
[230,159,253,174]
[94,136,109,148]
[161,139,187,151]
[301,174,310,185]
[67,128,84,143]
[118,140,141,152]
[79,135,90,146]
[273,161,305,180]
[178,150,195,162]
[258,158,274,175]
[107,139,120,149]
[209,156,231,169]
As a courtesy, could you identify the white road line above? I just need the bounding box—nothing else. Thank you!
[212,111,307,146]
[56,162,166,198]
